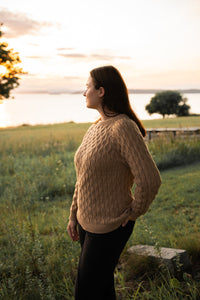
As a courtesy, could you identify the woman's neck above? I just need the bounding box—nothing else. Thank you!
[97,107,118,121]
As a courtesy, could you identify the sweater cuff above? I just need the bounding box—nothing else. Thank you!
[69,210,78,223]
[129,202,146,220]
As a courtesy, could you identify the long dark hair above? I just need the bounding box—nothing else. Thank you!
[90,65,146,137]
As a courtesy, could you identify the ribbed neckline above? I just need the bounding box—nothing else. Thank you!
[96,114,127,126]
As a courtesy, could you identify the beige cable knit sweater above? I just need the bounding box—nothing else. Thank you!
[69,114,161,233]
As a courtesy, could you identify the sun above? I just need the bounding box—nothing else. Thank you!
[0,65,7,76]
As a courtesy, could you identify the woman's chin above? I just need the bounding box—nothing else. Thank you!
[86,102,98,110]
[86,104,93,109]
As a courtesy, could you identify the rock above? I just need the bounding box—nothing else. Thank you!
[128,245,191,274]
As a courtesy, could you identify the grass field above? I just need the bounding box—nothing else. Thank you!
[142,115,200,128]
[0,116,200,299]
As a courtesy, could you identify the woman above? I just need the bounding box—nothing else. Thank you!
[67,65,161,300]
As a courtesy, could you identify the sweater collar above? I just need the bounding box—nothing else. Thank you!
[95,114,127,125]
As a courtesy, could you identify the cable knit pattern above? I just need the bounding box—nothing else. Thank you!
[69,114,161,233]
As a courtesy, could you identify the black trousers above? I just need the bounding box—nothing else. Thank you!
[75,221,135,300]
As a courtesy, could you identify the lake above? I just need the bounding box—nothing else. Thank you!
[0,92,199,127]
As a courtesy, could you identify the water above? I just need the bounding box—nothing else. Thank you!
[0,93,199,127]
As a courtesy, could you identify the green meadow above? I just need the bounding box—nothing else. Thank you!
[0,116,200,299]
[142,115,200,128]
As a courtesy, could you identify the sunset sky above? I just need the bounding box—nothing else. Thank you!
[1,0,200,94]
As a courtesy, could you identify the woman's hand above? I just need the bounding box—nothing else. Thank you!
[67,220,79,241]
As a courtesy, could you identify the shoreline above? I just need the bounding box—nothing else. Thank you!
[1,115,200,130]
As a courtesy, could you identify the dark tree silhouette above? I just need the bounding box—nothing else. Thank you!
[145,90,190,118]
[0,25,25,100]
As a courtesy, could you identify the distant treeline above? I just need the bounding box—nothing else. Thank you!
[128,89,200,94]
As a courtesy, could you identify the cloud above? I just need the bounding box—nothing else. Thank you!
[64,76,82,80]
[91,54,131,61]
[57,52,131,61]
[58,53,87,58]
[26,56,50,60]
[57,47,75,51]
[0,8,52,38]
[28,43,40,47]
[15,75,84,94]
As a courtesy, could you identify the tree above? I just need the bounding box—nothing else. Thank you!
[145,90,190,118]
[0,25,25,100]
[176,98,190,117]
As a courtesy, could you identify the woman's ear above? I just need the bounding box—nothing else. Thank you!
[98,86,105,97]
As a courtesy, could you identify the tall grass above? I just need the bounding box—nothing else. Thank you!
[148,135,200,170]
[0,121,200,299]
[1,205,80,299]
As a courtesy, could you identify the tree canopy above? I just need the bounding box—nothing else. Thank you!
[145,90,190,118]
[0,25,25,100]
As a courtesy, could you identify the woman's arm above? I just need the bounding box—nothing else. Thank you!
[118,119,161,221]
[67,182,79,241]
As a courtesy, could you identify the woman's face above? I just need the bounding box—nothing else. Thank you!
[83,76,103,110]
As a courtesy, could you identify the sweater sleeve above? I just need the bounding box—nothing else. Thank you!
[69,181,78,222]
[117,119,161,220]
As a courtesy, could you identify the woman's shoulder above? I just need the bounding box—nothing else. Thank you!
[113,114,138,132]
[112,114,144,146]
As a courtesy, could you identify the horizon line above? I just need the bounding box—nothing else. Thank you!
[13,88,200,95]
